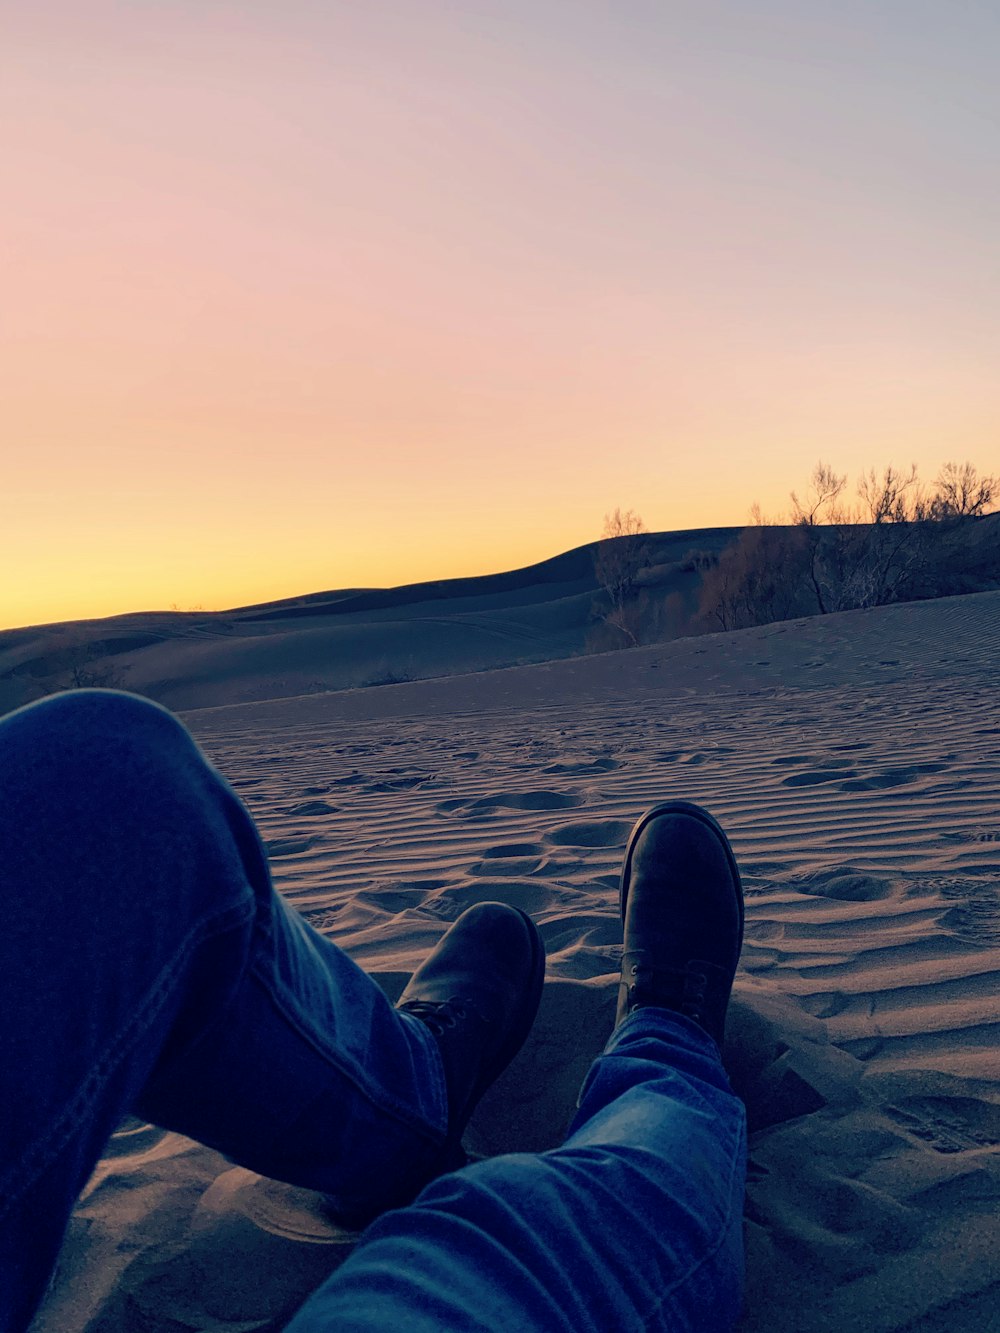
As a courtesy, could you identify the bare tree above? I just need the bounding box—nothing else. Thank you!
[857,464,921,524]
[595,509,648,590]
[592,508,650,646]
[601,595,653,648]
[790,462,847,527]
[931,461,997,518]
[787,463,851,613]
[844,463,932,606]
[788,462,937,613]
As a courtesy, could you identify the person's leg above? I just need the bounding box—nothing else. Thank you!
[0,690,454,1329]
[286,1009,745,1333]
[285,801,747,1333]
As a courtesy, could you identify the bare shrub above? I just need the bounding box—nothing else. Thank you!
[698,457,998,632]
[592,508,651,646]
[586,593,654,653]
[594,508,649,600]
[698,524,813,630]
[931,461,997,519]
[790,462,848,528]
[361,661,413,687]
[788,461,962,613]
[679,549,719,574]
[857,463,922,524]
[46,640,130,693]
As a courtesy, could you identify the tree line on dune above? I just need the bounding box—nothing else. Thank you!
[591,460,999,646]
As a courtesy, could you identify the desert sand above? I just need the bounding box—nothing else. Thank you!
[28,588,1000,1332]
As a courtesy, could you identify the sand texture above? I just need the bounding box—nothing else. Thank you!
[30,591,1000,1332]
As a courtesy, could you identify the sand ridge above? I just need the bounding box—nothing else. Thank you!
[0,528,737,713]
[31,592,1000,1333]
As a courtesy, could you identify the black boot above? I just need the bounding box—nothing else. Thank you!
[397,901,545,1159]
[617,802,743,1048]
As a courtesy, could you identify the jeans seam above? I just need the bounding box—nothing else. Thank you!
[396,1007,448,1130]
[248,960,448,1148]
[636,1112,746,1330]
[0,898,252,1220]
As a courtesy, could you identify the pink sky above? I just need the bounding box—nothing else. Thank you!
[4,2,998,628]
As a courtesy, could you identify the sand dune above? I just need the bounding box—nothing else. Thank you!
[30,590,1000,1332]
[0,529,734,713]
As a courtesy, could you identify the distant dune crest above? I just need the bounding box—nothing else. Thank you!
[4,513,997,716]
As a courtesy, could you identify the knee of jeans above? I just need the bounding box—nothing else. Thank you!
[7,689,221,866]
[21,689,199,777]
[27,687,179,737]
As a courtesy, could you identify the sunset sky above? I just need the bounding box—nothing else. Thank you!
[4,1,998,629]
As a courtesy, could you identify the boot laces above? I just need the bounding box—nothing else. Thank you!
[398,999,469,1037]
[627,961,709,1020]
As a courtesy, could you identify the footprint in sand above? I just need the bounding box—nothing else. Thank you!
[885,1095,1000,1153]
[479,842,545,859]
[938,876,1000,944]
[424,880,558,917]
[655,751,708,765]
[365,776,425,793]
[469,843,546,876]
[839,762,948,792]
[546,819,633,849]
[783,769,857,787]
[286,800,339,817]
[353,884,444,914]
[796,870,896,902]
[744,920,786,944]
[543,757,619,775]
[265,834,320,856]
[302,907,343,932]
[435,790,584,817]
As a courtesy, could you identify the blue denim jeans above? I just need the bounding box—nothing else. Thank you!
[0,690,746,1332]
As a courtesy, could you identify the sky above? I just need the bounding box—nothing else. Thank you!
[4,1,998,629]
